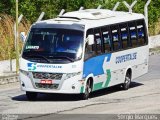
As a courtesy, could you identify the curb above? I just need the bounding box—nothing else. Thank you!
[149,50,160,56]
[0,75,19,85]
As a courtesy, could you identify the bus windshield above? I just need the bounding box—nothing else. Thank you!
[22,28,84,63]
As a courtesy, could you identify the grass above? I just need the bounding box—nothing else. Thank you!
[150,46,160,53]
[0,14,30,61]
[149,19,160,36]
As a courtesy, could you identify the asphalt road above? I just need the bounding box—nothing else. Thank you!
[0,54,160,120]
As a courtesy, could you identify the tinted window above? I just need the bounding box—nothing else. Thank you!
[85,19,148,59]
[129,22,137,47]
[85,29,96,60]
[120,23,129,49]
[23,28,84,63]
[102,27,112,52]
[111,25,121,51]
[94,28,103,54]
[136,20,146,46]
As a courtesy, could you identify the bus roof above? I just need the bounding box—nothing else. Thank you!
[35,9,145,30]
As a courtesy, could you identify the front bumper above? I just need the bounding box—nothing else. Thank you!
[19,72,84,94]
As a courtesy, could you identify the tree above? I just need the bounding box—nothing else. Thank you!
[0,0,160,32]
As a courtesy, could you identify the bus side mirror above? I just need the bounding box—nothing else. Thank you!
[87,35,94,45]
[20,32,26,43]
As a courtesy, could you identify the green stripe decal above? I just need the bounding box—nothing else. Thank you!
[82,69,111,92]
[105,69,111,87]
[93,82,103,91]
[92,70,111,91]
[80,86,84,93]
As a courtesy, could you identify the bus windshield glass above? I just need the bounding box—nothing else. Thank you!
[22,28,84,63]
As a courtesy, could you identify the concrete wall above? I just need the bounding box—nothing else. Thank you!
[0,75,18,85]
[0,59,16,76]
[149,35,160,48]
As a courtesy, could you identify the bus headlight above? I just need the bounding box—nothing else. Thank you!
[19,69,30,77]
[64,72,81,80]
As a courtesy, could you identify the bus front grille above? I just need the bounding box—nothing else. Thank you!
[32,72,63,80]
[35,83,59,89]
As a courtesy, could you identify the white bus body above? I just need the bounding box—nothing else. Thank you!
[19,9,149,100]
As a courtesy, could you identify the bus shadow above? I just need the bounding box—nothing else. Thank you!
[12,93,81,102]
[90,81,144,98]
[12,82,143,102]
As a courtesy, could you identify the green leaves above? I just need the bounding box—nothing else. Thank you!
[0,0,159,33]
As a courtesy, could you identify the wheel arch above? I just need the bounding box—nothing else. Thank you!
[125,67,132,80]
[84,74,94,92]
[87,77,93,91]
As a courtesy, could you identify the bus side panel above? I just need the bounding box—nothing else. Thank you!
[83,54,112,91]
[132,45,149,80]
[83,45,148,91]
[108,45,149,86]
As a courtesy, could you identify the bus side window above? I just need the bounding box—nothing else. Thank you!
[101,27,111,52]
[111,25,121,51]
[129,21,138,47]
[94,28,103,54]
[85,29,96,60]
[120,23,129,49]
[136,20,145,46]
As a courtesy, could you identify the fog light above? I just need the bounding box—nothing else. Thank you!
[21,81,25,87]
[72,85,75,89]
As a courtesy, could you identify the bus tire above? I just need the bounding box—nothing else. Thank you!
[80,79,92,100]
[26,91,38,101]
[123,71,131,90]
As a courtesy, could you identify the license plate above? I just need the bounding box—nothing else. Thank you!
[40,80,52,84]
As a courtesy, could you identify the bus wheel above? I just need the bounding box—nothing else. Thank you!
[123,72,131,90]
[81,80,92,100]
[26,91,38,101]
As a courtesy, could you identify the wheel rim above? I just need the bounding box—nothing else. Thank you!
[85,81,91,98]
[125,75,131,88]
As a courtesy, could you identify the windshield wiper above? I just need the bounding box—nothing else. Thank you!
[47,56,74,62]
[25,55,50,63]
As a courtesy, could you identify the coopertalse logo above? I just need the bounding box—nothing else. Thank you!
[27,63,62,71]
[27,63,37,71]
[37,64,62,69]
[116,52,137,64]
